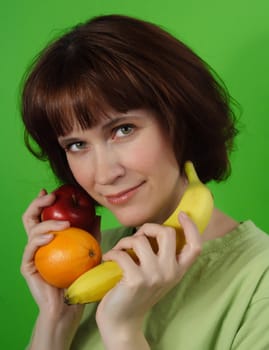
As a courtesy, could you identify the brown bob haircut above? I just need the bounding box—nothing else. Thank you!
[22,14,238,185]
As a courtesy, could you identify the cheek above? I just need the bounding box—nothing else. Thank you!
[128,137,176,173]
[67,157,94,189]
[122,143,159,173]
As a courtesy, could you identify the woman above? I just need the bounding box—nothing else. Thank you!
[21,14,269,349]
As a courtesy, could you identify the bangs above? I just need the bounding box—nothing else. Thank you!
[27,50,154,139]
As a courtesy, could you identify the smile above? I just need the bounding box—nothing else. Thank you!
[105,182,145,205]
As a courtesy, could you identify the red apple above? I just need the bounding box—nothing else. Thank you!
[41,184,96,233]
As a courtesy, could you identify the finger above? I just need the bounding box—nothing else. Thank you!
[21,233,55,276]
[102,250,141,288]
[38,188,47,197]
[103,248,140,280]
[177,211,202,267]
[28,219,70,239]
[110,234,157,264]
[134,223,177,259]
[22,191,56,232]
[179,212,202,248]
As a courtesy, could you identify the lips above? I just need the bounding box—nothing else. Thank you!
[105,182,145,205]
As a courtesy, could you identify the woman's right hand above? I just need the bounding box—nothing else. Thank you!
[21,189,71,313]
[21,189,102,349]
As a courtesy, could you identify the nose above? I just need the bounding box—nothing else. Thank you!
[94,146,125,185]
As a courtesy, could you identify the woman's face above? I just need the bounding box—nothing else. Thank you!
[58,109,186,227]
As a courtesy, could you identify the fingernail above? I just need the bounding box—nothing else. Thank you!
[38,189,46,197]
[56,220,70,226]
[179,211,188,220]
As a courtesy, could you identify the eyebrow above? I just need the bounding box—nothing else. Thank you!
[58,137,81,148]
[102,115,136,131]
[58,114,139,147]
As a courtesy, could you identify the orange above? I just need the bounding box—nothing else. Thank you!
[34,227,102,288]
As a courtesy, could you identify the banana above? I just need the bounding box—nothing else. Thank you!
[64,261,123,304]
[163,161,214,254]
[64,161,214,304]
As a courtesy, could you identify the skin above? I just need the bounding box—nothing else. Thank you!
[21,109,237,350]
[58,110,185,227]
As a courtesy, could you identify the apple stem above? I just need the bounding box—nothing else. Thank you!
[72,194,78,207]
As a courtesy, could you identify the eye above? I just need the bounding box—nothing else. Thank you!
[113,124,135,138]
[65,141,87,153]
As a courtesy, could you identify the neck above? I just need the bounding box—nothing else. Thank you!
[202,207,239,242]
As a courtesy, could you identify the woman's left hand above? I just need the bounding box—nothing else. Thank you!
[96,211,202,334]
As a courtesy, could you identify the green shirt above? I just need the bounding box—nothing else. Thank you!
[71,221,269,349]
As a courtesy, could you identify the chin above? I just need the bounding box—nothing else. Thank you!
[117,217,142,228]
[114,210,154,228]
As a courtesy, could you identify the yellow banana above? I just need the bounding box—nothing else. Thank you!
[64,261,122,304]
[64,161,214,304]
[163,161,214,254]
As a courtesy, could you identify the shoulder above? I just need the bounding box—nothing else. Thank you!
[202,220,269,259]
[239,221,269,261]
[196,220,269,291]
[223,221,269,298]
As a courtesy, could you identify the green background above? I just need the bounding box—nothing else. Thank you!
[1,0,269,348]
